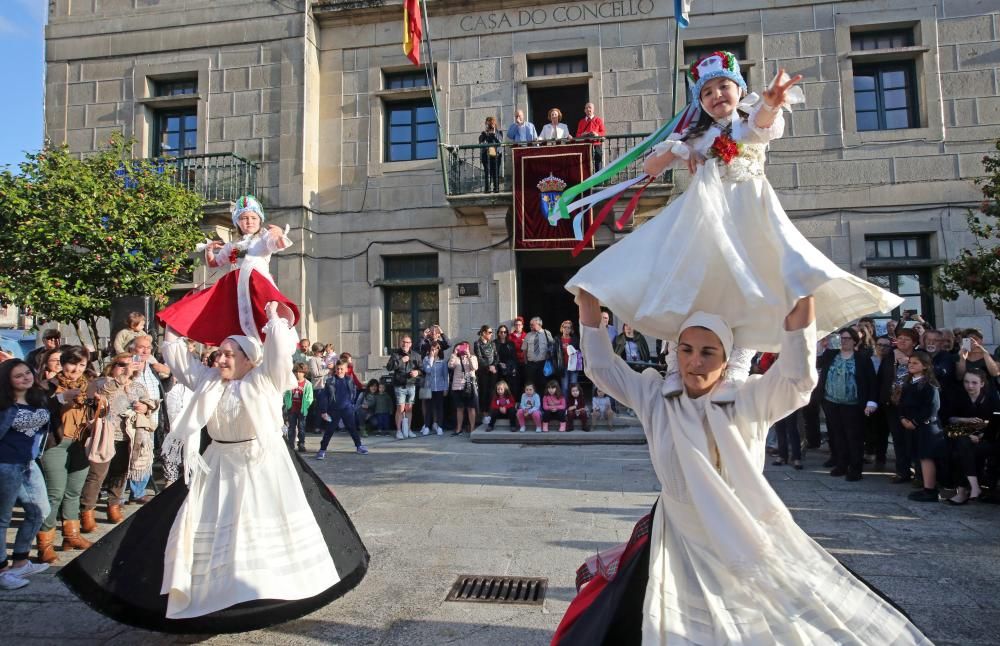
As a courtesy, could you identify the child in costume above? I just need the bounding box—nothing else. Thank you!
[565,52,901,400]
[157,195,299,346]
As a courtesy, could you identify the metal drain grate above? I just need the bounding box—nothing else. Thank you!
[445,574,548,605]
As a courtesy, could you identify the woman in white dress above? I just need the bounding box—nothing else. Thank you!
[552,291,931,645]
[565,52,900,353]
[59,303,368,633]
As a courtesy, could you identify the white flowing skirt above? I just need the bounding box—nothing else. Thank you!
[161,439,341,618]
[644,495,931,645]
[566,160,901,351]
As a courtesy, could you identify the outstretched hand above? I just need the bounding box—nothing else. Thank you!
[762,69,804,109]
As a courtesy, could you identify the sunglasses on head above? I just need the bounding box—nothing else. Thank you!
[114,362,130,368]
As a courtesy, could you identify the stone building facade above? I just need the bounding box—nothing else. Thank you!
[44,0,1000,372]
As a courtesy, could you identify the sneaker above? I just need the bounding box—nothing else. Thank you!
[5,562,48,578]
[420,426,430,436]
[297,445,306,453]
[483,416,492,426]
[315,450,326,460]
[435,426,443,436]
[535,427,542,433]
[356,445,369,455]
[0,572,29,590]
[519,427,526,433]
[396,431,405,440]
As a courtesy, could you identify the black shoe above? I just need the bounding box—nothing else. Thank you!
[793,462,804,470]
[772,459,786,467]
[297,445,306,453]
[822,459,836,468]
[845,473,863,482]
[890,475,912,484]
[829,467,847,477]
[908,488,939,502]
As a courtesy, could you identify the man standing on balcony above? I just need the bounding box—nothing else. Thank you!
[576,102,606,172]
[506,109,538,143]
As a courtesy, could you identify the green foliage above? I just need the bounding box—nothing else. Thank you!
[0,133,204,344]
[934,139,1000,318]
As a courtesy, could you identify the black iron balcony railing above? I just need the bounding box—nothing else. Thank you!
[443,134,670,197]
[133,153,259,204]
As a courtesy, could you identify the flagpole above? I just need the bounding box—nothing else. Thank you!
[418,0,447,169]
[671,13,683,115]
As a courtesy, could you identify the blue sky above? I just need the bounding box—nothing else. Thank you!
[0,1,47,168]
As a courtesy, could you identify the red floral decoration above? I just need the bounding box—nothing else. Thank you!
[228,249,239,264]
[710,134,741,165]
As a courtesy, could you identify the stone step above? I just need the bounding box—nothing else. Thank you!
[470,425,646,445]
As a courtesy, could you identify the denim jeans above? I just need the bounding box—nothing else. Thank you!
[0,461,50,564]
[561,370,579,399]
[286,411,306,447]
[128,475,151,500]
[320,407,361,450]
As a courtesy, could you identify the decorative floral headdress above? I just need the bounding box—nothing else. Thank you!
[687,50,747,102]
[231,195,265,229]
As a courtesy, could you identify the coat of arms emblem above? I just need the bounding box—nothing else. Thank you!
[537,173,568,225]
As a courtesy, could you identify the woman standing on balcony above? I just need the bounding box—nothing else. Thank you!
[479,116,503,193]
[156,195,299,347]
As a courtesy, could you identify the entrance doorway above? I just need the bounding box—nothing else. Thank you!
[517,249,597,334]
[527,84,589,136]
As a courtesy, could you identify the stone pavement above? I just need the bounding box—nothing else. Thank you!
[3,430,1000,645]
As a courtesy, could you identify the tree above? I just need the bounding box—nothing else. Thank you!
[0,133,205,350]
[934,140,1000,320]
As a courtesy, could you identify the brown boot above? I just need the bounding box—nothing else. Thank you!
[36,528,58,563]
[60,519,92,551]
[80,509,97,533]
[107,504,124,524]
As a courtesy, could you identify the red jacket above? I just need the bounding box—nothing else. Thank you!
[490,394,516,411]
[576,115,606,138]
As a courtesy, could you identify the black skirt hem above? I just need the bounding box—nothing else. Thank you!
[58,444,369,634]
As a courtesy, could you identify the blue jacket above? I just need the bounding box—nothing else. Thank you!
[422,355,450,392]
[0,405,49,461]
[323,375,357,412]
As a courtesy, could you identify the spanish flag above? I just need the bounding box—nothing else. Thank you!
[402,0,422,66]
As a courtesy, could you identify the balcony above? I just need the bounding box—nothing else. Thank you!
[443,134,672,197]
[165,153,259,205]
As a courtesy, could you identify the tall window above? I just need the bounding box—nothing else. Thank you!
[851,29,919,132]
[385,100,437,162]
[865,235,933,325]
[382,255,439,350]
[528,55,587,77]
[154,110,197,157]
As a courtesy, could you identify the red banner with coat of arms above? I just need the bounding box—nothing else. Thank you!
[513,143,594,250]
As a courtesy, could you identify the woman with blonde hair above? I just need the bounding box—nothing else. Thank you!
[540,108,572,141]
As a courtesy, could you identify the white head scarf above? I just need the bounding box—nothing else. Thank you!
[225,335,263,366]
[678,311,733,360]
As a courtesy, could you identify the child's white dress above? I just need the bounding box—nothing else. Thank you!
[565,101,901,350]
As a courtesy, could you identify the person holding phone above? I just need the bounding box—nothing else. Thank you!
[956,328,999,383]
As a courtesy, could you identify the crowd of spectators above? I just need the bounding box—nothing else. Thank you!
[769,315,1000,505]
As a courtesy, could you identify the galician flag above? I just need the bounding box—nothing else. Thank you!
[676,0,692,27]
[402,0,423,66]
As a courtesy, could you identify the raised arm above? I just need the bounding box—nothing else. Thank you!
[577,290,650,411]
[257,302,297,393]
[264,224,292,253]
[161,325,211,390]
[739,297,817,424]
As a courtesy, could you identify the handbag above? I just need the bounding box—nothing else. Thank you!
[487,146,498,157]
[84,399,114,463]
[460,358,477,398]
[543,359,554,377]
